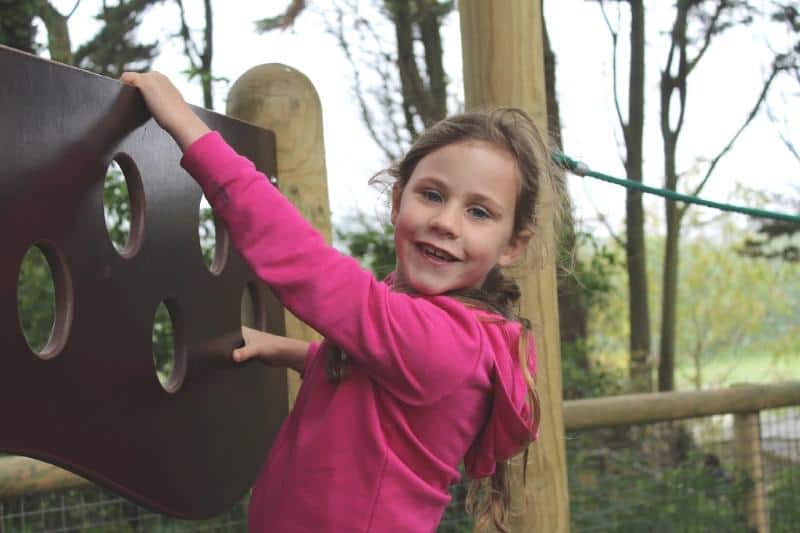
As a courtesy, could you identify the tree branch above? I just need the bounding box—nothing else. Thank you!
[599,1,628,140]
[686,1,725,74]
[681,66,780,217]
[174,0,198,70]
[323,1,402,162]
[34,0,73,64]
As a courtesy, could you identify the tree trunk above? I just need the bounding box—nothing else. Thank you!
[201,0,213,109]
[657,1,689,392]
[35,1,73,64]
[544,6,590,375]
[389,0,424,136]
[624,0,651,392]
[659,124,680,391]
[659,185,679,392]
[417,0,447,122]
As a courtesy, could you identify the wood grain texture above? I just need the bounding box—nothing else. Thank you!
[227,64,331,406]
[0,45,288,518]
[458,2,569,531]
[734,412,769,532]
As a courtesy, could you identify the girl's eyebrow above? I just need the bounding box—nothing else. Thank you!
[468,193,505,214]
[415,175,450,190]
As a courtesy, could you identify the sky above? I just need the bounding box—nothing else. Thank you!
[44,0,799,236]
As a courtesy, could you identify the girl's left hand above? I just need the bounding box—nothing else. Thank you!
[234,327,309,374]
[120,71,210,151]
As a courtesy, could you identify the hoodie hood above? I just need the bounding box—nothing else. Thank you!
[464,322,538,479]
[382,271,539,478]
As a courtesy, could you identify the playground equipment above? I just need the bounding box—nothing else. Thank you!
[1,2,567,529]
[0,44,288,518]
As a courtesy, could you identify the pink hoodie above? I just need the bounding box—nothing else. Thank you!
[181,132,538,532]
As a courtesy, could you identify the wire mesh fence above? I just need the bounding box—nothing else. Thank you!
[0,473,472,533]
[567,406,800,532]
[3,407,796,532]
[0,487,248,533]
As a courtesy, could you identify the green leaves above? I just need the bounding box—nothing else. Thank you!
[335,213,396,280]
[16,246,55,353]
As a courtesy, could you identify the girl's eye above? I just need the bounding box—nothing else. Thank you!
[421,189,443,203]
[468,206,491,220]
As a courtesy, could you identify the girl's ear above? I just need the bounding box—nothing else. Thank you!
[497,229,532,267]
[390,183,402,225]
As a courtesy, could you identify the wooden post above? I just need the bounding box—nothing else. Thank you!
[227,64,331,406]
[0,456,88,498]
[458,2,569,531]
[734,412,770,533]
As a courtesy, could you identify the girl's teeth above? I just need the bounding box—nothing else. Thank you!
[423,245,453,261]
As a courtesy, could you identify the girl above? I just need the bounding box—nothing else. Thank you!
[121,71,558,532]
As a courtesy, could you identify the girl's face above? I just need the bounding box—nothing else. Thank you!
[391,140,530,295]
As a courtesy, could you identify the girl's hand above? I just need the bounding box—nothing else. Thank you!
[120,71,210,151]
[234,327,309,374]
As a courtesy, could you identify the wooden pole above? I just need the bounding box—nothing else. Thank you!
[458,2,568,531]
[227,64,331,406]
[734,412,770,532]
[0,456,89,498]
[564,381,800,430]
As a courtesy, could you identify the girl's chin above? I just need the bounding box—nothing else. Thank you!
[399,274,457,296]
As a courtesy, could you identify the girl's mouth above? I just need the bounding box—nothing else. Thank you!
[417,243,459,262]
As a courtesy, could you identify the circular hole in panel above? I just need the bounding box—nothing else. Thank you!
[104,154,144,258]
[199,194,229,274]
[241,282,265,330]
[152,300,186,393]
[16,242,73,359]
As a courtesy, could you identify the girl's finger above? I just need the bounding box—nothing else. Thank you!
[232,346,255,363]
[120,72,137,85]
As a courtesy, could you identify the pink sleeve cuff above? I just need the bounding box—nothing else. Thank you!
[301,341,321,380]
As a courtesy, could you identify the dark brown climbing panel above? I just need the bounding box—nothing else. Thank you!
[0,44,287,519]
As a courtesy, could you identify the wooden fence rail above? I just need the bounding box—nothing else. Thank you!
[3,381,799,501]
[565,381,800,430]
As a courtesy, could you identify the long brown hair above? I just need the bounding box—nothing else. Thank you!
[328,108,562,532]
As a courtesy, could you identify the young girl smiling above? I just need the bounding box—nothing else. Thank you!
[121,70,559,532]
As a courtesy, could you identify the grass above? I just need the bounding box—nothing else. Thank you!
[675,350,800,390]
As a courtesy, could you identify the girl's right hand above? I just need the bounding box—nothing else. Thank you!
[120,71,210,151]
[234,327,309,374]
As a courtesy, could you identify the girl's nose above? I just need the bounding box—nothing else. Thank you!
[429,206,461,238]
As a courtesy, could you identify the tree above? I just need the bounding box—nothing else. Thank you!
[587,218,800,390]
[657,0,788,391]
[0,0,38,53]
[742,3,800,263]
[33,0,75,63]
[544,6,603,385]
[16,246,57,353]
[175,0,217,110]
[594,0,793,392]
[0,0,162,74]
[258,0,452,161]
[598,0,652,392]
[675,216,799,389]
[740,192,800,262]
[73,0,162,78]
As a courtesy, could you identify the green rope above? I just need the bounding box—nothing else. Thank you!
[554,153,800,225]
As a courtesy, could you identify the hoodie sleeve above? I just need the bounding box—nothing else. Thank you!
[181,132,485,405]
[463,321,539,479]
